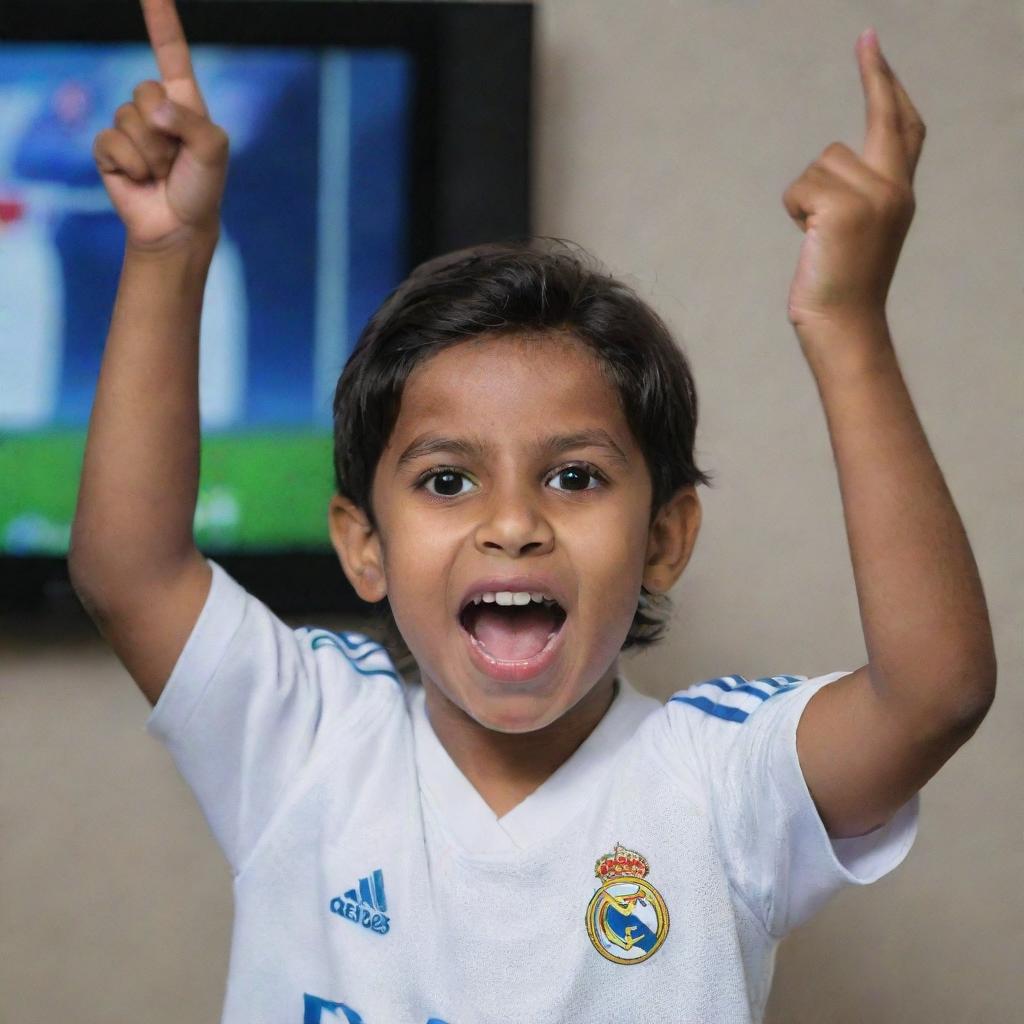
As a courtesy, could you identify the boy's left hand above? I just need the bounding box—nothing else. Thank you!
[782,29,926,341]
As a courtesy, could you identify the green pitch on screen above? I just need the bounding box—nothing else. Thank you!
[0,431,336,555]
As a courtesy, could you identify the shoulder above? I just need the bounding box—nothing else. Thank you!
[652,671,852,777]
[640,673,805,770]
[643,671,853,819]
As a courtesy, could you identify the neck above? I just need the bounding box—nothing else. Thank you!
[421,669,619,818]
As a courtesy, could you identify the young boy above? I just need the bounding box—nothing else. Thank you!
[72,2,996,1021]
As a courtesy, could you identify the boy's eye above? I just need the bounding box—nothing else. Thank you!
[423,469,476,497]
[419,464,603,497]
[548,465,601,492]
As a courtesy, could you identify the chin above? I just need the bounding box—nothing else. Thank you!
[463,690,575,735]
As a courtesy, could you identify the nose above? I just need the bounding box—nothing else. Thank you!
[473,482,555,558]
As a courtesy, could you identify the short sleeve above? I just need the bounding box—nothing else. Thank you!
[145,559,401,874]
[662,671,920,938]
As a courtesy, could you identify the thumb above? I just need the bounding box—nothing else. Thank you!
[149,99,228,168]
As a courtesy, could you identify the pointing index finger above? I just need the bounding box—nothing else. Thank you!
[856,28,908,185]
[140,0,206,114]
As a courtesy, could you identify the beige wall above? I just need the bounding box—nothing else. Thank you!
[2,0,1021,1020]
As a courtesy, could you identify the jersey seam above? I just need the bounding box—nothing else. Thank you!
[166,586,251,740]
[232,669,402,882]
[648,718,778,943]
[645,735,708,821]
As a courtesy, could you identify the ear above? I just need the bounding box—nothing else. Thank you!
[642,487,702,595]
[328,494,387,603]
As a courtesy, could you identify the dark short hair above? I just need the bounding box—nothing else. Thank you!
[333,237,712,661]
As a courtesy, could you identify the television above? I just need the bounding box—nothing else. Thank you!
[0,0,533,615]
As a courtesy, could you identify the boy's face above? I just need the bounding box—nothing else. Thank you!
[331,331,700,735]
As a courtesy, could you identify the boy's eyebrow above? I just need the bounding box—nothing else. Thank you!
[536,430,630,465]
[396,434,483,468]
[395,429,630,468]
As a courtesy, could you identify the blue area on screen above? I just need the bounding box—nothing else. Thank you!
[0,43,411,432]
[347,53,411,369]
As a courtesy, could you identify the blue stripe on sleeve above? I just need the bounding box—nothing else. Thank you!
[755,674,804,687]
[301,627,379,652]
[308,633,400,683]
[669,676,803,723]
[690,675,774,699]
[669,695,750,723]
[734,684,775,700]
[702,674,748,691]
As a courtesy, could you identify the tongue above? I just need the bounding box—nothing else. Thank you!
[473,606,557,661]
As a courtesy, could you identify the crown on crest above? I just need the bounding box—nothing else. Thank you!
[594,843,649,881]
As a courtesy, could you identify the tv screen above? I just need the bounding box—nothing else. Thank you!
[1,41,412,554]
[0,1,532,612]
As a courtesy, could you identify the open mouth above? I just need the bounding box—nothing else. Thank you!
[459,595,568,664]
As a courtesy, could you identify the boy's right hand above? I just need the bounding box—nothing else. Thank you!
[92,0,228,252]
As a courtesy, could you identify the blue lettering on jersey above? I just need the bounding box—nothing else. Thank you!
[303,994,448,1024]
[329,867,390,935]
[304,995,365,1023]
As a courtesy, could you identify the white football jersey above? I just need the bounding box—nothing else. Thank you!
[147,561,919,1023]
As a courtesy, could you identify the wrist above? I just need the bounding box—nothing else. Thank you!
[796,312,895,381]
[125,224,220,266]
[121,231,219,300]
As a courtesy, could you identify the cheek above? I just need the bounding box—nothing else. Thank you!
[583,495,649,564]
[572,507,649,622]
[378,517,458,632]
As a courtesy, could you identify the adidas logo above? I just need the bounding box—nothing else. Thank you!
[329,868,391,935]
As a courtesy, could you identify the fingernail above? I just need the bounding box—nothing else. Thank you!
[152,101,174,126]
[860,27,877,50]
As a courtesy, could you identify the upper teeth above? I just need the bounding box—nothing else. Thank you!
[472,591,556,607]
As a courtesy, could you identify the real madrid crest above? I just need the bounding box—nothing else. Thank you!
[586,843,669,965]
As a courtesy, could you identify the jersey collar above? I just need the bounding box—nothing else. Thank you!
[407,676,659,858]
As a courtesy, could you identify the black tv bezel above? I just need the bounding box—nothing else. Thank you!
[0,0,533,617]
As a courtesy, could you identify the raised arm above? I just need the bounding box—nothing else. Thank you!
[68,0,230,704]
[779,29,996,838]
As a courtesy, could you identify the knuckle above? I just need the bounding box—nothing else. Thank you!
[94,127,119,154]
[877,180,914,213]
[132,79,165,106]
[884,179,912,203]
[113,102,136,127]
[783,179,805,203]
[142,104,172,131]
[209,125,230,154]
